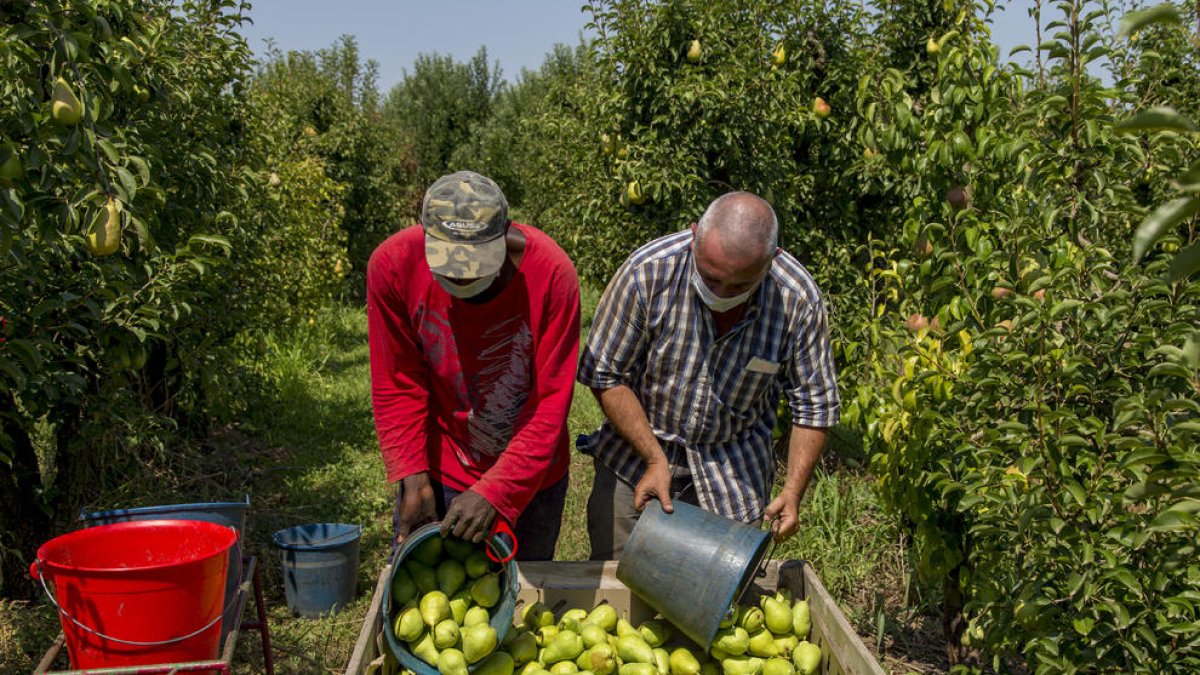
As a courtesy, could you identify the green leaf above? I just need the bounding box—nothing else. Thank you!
[1132,197,1200,263]
[1117,4,1182,39]
[1167,239,1200,282]
[1114,107,1197,134]
[188,234,232,255]
[1064,479,1087,507]
[1050,299,1084,319]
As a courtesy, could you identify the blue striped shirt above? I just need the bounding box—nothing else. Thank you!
[577,229,840,521]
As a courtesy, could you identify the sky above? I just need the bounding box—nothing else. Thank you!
[237,1,1051,95]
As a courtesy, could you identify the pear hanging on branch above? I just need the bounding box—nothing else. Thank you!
[86,198,122,256]
[51,77,84,126]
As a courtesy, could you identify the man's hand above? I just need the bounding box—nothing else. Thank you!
[442,489,497,543]
[396,472,437,545]
[634,459,673,513]
[763,489,801,541]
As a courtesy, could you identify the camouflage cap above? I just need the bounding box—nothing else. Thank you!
[421,171,510,279]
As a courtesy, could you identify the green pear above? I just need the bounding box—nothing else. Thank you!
[465,550,492,578]
[616,618,638,638]
[536,625,560,647]
[710,648,728,662]
[410,630,440,666]
[477,651,517,675]
[712,627,749,656]
[391,568,417,606]
[559,616,583,634]
[669,647,701,675]
[444,536,478,561]
[420,590,451,627]
[463,623,499,663]
[562,608,589,624]
[518,662,550,675]
[519,662,551,675]
[507,630,539,665]
[393,604,425,642]
[653,647,670,674]
[790,642,820,675]
[719,656,763,675]
[542,629,584,665]
[434,618,461,649]
[51,77,83,126]
[585,604,618,632]
[790,601,811,640]
[523,601,556,630]
[472,572,502,608]
[438,559,468,596]
[550,662,580,674]
[439,648,470,675]
[615,634,655,664]
[762,658,794,675]
[576,644,616,675]
[406,560,437,594]
[774,590,792,606]
[465,605,492,627]
[747,630,778,658]
[410,535,443,566]
[761,597,792,636]
[450,589,472,624]
[772,636,798,659]
[619,664,657,675]
[0,144,22,188]
[638,620,671,648]
[739,607,765,635]
[580,623,609,649]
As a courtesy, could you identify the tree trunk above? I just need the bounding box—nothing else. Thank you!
[0,398,50,600]
[943,564,967,665]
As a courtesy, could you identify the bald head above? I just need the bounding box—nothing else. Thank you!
[694,192,778,265]
[690,192,779,301]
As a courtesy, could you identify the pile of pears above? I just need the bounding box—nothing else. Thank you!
[388,535,823,675]
[389,533,510,675]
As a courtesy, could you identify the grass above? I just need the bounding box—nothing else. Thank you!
[2,283,944,673]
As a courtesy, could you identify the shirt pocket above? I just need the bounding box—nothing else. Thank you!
[714,361,779,412]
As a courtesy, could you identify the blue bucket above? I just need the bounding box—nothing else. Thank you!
[382,522,519,674]
[80,496,250,642]
[273,523,361,618]
[616,500,771,650]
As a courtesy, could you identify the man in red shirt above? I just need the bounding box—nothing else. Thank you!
[368,171,580,560]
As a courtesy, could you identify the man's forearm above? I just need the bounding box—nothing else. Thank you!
[591,385,668,466]
[782,425,827,498]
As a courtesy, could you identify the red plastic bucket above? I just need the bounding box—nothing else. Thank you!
[30,519,237,669]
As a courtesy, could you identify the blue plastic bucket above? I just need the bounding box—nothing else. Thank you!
[616,500,771,650]
[80,496,250,642]
[382,522,519,674]
[273,523,362,618]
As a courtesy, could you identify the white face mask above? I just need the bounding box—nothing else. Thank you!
[690,263,755,312]
[434,272,498,299]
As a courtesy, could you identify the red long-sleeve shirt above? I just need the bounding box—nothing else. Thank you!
[367,222,579,525]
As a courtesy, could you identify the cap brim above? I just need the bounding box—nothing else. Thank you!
[424,233,507,279]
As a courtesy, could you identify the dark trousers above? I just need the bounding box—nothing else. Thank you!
[393,474,568,561]
[585,457,699,561]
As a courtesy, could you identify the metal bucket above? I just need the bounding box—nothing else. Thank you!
[616,500,771,649]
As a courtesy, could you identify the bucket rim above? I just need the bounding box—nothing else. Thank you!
[272,523,362,551]
[35,520,239,575]
[79,495,251,523]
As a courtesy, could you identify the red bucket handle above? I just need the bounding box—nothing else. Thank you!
[485,519,518,564]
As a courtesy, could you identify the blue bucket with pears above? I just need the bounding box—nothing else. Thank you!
[382,519,520,674]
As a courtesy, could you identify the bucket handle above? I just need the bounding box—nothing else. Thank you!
[485,519,518,564]
[30,529,245,648]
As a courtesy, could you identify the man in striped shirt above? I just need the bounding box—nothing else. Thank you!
[577,192,840,559]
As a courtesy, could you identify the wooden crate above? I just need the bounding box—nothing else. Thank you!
[346,560,885,675]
